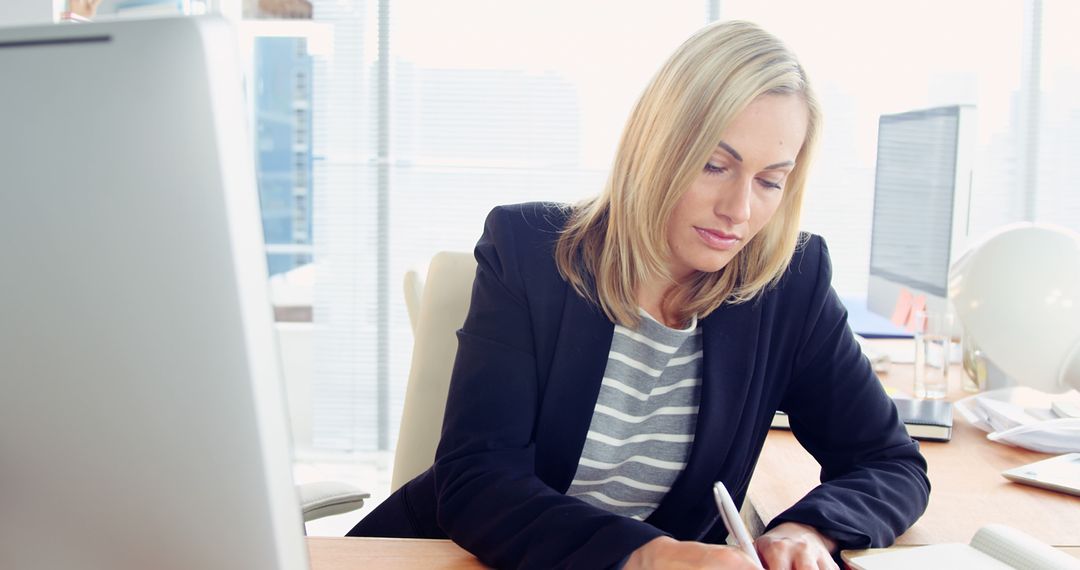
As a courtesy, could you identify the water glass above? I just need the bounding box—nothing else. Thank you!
[913,310,957,399]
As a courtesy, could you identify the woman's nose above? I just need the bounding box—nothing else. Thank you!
[714,177,753,225]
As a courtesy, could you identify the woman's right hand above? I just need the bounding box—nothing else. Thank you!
[624,536,761,569]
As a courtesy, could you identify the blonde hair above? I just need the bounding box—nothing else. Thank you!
[555,20,822,328]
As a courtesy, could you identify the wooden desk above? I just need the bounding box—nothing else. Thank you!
[746,346,1080,549]
[305,537,1080,569]
[307,537,487,569]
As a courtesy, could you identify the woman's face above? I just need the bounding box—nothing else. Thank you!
[664,93,808,282]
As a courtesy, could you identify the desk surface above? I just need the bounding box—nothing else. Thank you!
[307,537,486,569]
[747,341,1080,548]
[305,537,1080,569]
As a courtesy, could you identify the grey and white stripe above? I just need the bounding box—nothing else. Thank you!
[566,310,702,520]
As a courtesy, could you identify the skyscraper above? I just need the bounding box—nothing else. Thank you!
[254,36,314,277]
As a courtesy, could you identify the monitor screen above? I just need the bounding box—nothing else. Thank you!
[869,107,962,298]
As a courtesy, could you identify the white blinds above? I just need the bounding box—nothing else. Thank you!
[310,0,379,450]
[1034,0,1080,230]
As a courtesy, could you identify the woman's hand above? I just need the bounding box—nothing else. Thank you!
[624,522,838,569]
[624,536,761,569]
[753,522,839,570]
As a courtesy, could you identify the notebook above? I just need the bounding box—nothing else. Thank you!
[1002,453,1080,497]
[891,398,953,441]
[771,398,953,442]
[845,524,1080,570]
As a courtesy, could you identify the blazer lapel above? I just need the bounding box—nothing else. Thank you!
[645,299,762,538]
[534,289,614,492]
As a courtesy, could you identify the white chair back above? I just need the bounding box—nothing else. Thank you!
[402,269,424,334]
[391,251,477,492]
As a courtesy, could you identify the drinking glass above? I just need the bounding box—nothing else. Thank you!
[913,310,957,399]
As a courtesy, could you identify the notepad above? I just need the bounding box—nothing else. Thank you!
[845,524,1079,570]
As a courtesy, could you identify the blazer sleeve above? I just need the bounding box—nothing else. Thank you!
[770,236,930,549]
[431,206,665,569]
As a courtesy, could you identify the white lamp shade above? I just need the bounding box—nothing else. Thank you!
[949,223,1080,393]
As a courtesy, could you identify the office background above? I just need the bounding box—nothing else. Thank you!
[5,0,1077,534]
[238,0,1080,458]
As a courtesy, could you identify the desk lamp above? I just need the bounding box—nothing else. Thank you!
[948,224,1080,393]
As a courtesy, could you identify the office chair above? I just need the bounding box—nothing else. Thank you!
[393,251,477,492]
[403,269,424,334]
[298,481,369,523]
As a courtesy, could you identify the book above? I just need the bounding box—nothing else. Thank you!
[1002,452,1080,497]
[892,397,953,442]
[770,398,953,442]
[844,524,1079,570]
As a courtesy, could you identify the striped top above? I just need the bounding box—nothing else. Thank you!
[565,310,702,520]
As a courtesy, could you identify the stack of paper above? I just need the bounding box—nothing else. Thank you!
[955,387,1080,453]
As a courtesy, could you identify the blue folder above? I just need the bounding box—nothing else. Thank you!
[840,296,913,339]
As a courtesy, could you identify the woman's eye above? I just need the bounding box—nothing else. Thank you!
[757,178,783,190]
[704,162,727,175]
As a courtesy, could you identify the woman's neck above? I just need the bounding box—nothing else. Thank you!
[636,278,681,328]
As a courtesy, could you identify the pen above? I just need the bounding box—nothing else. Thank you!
[713,481,764,568]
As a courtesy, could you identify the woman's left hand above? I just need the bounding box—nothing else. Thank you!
[753,522,839,570]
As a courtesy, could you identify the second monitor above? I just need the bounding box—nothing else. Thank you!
[866,105,976,322]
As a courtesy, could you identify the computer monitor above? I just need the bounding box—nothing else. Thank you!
[867,105,976,322]
[0,16,308,570]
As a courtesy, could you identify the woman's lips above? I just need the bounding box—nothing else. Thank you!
[694,226,741,250]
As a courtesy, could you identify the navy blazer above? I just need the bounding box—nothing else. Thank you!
[349,202,929,569]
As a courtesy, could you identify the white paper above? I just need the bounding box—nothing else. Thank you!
[955,388,1080,453]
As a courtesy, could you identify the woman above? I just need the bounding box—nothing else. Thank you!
[349,20,929,569]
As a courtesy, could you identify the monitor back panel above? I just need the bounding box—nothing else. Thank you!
[0,16,307,570]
